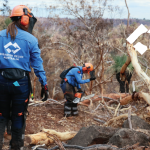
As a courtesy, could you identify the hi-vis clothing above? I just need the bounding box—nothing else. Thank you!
[0,26,47,86]
[65,66,90,89]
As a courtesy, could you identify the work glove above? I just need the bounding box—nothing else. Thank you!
[90,77,96,81]
[77,88,83,93]
[41,84,49,101]
[90,70,96,81]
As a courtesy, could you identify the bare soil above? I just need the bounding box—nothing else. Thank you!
[2,97,150,150]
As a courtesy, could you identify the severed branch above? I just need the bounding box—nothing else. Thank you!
[79,93,129,106]
[29,99,64,106]
[25,129,77,145]
[113,103,120,117]
[103,113,136,126]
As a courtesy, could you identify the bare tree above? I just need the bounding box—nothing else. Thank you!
[46,0,120,94]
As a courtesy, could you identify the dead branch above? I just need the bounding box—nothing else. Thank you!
[103,113,136,126]
[124,0,130,28]
[120,91,150,105]
[29,99,64,106]
[25,129,77,145]
[79,93,129,106]
[93,118,105,124]
[113,103,120,117]
[128,107,132,129]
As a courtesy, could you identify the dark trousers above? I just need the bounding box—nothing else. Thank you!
[61,81,78,117]
[0,74,29,149]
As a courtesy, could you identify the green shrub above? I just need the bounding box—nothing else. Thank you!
[108,54,134,74]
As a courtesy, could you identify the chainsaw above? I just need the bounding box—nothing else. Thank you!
[73,70,95,103]
[73,93,95,103]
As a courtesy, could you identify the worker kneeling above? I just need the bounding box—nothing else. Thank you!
[60,63,96,117]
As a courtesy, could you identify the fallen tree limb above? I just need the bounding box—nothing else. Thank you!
[79,93,129,106]
[103,113,136,126]
[25,129,77,145]
[120,91,150,105]
[29,99,64,106]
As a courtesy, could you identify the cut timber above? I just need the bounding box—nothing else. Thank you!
[138,92,150,105]
[25,129,77,145]
[79,93,129,106]
[120,95,132,105]
[120,91,150,105]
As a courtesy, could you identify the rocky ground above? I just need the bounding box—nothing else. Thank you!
[2,94,150,150]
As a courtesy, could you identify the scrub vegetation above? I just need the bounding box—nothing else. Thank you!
[1,0,150,149]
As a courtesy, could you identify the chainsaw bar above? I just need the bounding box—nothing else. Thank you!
[73,94,95,103]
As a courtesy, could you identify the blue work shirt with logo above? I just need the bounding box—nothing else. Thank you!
[65,66,90,89]
[0,27,47,86]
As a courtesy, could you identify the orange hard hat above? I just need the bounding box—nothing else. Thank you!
[10,5,32,18]
[83,63,94,73]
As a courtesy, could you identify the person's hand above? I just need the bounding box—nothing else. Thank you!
[77,88,83,93]
[41,84,49,101]
[90,77,96,81]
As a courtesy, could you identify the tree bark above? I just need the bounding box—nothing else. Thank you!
[25,129,77,145]
[79,93,129,106]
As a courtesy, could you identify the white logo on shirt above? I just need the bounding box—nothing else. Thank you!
[4,42,21,54]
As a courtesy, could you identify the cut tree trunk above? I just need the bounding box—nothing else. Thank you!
[120,91,150,105]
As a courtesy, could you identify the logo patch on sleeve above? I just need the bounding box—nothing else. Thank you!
[78,71,81,73]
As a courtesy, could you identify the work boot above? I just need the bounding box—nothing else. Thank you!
[64,102,72,117]
[10,128,24,150]
[0,118,7,150]
[72,103,78,116]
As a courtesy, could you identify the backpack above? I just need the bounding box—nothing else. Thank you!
[60,66,80,79]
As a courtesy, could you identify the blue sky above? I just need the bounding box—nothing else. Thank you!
[0,0,150,19]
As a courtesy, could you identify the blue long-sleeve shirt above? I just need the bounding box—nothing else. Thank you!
[0,27,47,85]
[65,66,90,89]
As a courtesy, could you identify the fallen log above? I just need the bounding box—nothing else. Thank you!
[25,129,77,145]
[120,91,150,105]
[79,93,129,106]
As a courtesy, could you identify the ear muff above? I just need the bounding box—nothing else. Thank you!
[20,15,29,26]
[82,64,91,71]
[20,8,29,26]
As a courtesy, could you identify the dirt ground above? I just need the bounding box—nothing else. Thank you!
[2,96,150,150]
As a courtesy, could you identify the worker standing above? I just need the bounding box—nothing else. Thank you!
[0,5,49,150]
[60,63,96,117]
